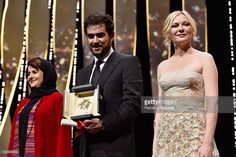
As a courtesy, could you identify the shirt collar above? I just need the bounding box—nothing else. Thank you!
[94,47,114,63]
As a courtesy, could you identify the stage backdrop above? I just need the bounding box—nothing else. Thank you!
[0,0,235,157]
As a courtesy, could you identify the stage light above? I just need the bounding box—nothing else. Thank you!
[228,0,236,149]
[72,1,80,87]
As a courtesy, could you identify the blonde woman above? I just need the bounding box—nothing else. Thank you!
[152,11,219,157]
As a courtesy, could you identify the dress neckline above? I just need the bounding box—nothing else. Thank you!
[160,70,203,79]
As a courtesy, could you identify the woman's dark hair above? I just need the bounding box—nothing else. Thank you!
[27,57,57,88]
[84,12,114,37]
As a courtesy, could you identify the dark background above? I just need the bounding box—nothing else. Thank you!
[132,0,235,157]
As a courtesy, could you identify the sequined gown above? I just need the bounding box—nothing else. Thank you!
[153,71,219,157]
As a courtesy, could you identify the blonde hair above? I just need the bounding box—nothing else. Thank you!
[162,10,198,47]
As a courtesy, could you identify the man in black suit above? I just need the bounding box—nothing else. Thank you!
[75,13,143,157]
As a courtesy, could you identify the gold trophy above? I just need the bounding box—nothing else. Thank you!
[63,84,100,121]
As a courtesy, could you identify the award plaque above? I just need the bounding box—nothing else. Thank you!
[63,84,100,120]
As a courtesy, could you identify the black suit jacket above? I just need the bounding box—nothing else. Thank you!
[75,51,143,157]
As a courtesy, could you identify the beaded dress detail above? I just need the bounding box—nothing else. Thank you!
[153,71,219,157]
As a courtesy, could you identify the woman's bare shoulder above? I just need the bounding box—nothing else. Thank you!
[158,59,171,68]
[195,51,215,63]
[157,59,172,76]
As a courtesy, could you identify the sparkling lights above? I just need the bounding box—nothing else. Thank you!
[72,1,80,87]
[48,0,55,62]
[0,66,5,124]
[18,0,31,102]
[228,0,236,149]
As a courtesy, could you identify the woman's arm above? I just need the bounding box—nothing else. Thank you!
[53,93,73,157]
[198,53,218,157]
[152,64,163,157]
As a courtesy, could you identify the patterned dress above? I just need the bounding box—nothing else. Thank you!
[153,71,219,157]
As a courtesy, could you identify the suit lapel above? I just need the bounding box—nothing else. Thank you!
[80,62,94,84]
[98,52,121,86]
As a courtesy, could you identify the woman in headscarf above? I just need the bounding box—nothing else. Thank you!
[8,57,73,157]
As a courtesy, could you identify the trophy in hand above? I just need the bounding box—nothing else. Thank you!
[61,84,100,127]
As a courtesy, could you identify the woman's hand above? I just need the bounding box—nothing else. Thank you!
[197,143,213,157]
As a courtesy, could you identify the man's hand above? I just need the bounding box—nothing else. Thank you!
[83,118,105,134]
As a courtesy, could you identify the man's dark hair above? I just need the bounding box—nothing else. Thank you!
[84,13,114,36]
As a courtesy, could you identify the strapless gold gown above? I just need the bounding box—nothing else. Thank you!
[153,71,219,157]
